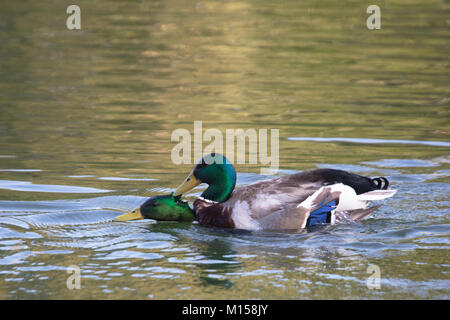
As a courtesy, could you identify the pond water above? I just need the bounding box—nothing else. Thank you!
[0,0,449,299]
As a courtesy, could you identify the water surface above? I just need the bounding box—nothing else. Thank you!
[0,0,449,299]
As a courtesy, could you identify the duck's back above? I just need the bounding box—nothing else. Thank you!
[287,168,384,194]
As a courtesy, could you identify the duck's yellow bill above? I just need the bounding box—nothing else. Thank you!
[173,173,201,196]
[114,208,144,221]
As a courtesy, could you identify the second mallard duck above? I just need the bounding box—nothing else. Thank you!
[171,153,396,230]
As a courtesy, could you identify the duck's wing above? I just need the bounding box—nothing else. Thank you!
[226,168,388,220]
[224,175,323,222]
[250,183,338,229]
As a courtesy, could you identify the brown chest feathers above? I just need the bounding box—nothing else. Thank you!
[193,198,235,228]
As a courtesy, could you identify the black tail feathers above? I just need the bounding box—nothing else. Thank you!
[371,177,389,190]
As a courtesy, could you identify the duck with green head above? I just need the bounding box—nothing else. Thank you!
[115,194,195,222]
[117,153,396,230]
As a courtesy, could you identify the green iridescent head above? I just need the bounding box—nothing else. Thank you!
[114,194,195,222]
[173,153,237,202]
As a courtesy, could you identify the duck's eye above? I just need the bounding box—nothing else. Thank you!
[186,177,190,182]
[151,203,159,207]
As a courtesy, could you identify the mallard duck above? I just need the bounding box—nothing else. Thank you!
[171,153,396,230]
[116,153,396,230]
[115,194,195,222]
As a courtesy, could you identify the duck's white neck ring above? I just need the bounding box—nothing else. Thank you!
[197,196,219,204]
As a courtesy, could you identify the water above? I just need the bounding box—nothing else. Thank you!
[0,0,449,299]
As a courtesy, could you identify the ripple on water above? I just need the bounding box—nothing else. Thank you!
[0,217,31,229]
[370,224,450,242]
[94,250,164,260]
[168,256,241,265]
[0,226,42,240]
[0,169,42,172]
[97,177,158,181]
[316,163,399,175]
[0,251,37,265]
[361,159,439,168]
[0,179,112,193]
[288,137,450,148]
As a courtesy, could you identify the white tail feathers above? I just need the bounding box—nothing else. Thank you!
[356,189,397,201]
[297,183,397,226]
